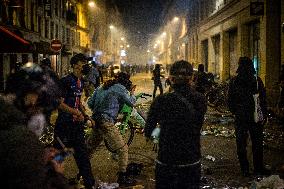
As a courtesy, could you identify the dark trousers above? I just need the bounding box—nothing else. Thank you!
[155,163,201,189]
[235,119,264,173]
[54,120,95,188]
[153,82,163,98]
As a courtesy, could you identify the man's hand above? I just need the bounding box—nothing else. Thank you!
[86,117,96,128]
[73,109,84,122]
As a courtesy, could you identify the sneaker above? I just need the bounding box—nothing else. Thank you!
[117,171,137,186]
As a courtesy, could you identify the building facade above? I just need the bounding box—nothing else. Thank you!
[160,0,283,105]
[0,0,99,91]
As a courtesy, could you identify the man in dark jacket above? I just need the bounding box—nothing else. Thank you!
[228,57,269,177]
[145,60,207,189]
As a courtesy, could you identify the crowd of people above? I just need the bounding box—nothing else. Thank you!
[0,53,279,189]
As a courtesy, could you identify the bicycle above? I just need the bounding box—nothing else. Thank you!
[85,92,152,153]
[206,81,230,114]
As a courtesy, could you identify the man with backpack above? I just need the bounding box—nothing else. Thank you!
[145,60,207,189]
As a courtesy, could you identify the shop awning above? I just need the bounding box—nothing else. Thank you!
[0,26,33,53]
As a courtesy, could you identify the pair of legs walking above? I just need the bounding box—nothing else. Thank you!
[91,118,136,186]
[235,120,266,176]
[153,82,163,98]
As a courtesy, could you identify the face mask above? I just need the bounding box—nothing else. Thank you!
[27,113,46,137]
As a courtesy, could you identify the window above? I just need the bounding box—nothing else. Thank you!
[50,21,54,39]
[62,26,65,43]
[55,24,58,39]
[66,28,70,44]
[45,19,49,38]
[38,16,42,36]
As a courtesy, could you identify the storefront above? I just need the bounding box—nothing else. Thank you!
[0,25,33,92]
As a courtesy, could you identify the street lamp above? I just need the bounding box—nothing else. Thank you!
[88,1,95,8]
[109,25,114,29]
[173,17,179,22]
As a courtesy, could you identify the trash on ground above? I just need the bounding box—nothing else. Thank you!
[98,182,119,189]
[201,125,235,138]
[205,155,216,162]
[250,175,284,189]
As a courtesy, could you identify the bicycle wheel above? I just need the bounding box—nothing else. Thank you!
[105,122,135,153]
[206,91,218,107]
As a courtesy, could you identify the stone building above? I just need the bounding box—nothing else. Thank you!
[160,0,283,105]
[0,0,109,91]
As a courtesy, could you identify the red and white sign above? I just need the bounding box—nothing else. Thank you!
[50,39,62,52]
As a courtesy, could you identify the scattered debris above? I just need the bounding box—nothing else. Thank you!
[205,155,216,162]
[98,182,119,189]
[201,125,235,138]
[250,175,284,189]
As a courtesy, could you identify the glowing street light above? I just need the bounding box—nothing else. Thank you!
[147,49,150,53]
[126,44,130,48]
[121,37,125,41]
[88,1,95,8]
[173,17,179,22]
[162,32,166,37]
[109,25,114,29]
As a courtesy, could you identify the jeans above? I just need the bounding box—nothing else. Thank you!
[92,118,129,172]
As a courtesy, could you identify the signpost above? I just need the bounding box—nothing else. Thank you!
[50,39,62,74]
[50,39,62,52]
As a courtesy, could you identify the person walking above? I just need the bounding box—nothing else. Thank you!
[54,53,96,189]
[228,56,269,177]
[87,72,137,186]
[152,64,165,98]
[145,60,207,189]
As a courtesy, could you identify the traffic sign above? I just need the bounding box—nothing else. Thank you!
[50,39,62,52]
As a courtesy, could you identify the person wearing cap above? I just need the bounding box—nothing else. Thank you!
[228,56,269,177]
[145,60,207,189]
[87,72,137,186]
[54,53,96,189]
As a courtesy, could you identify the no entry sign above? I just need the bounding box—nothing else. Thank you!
[50,39,62,52]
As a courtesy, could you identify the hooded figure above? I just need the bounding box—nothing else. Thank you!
[228,56,269,177]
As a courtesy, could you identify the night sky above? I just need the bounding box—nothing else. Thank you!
[114,0,166,46]
[113,0,172,64]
